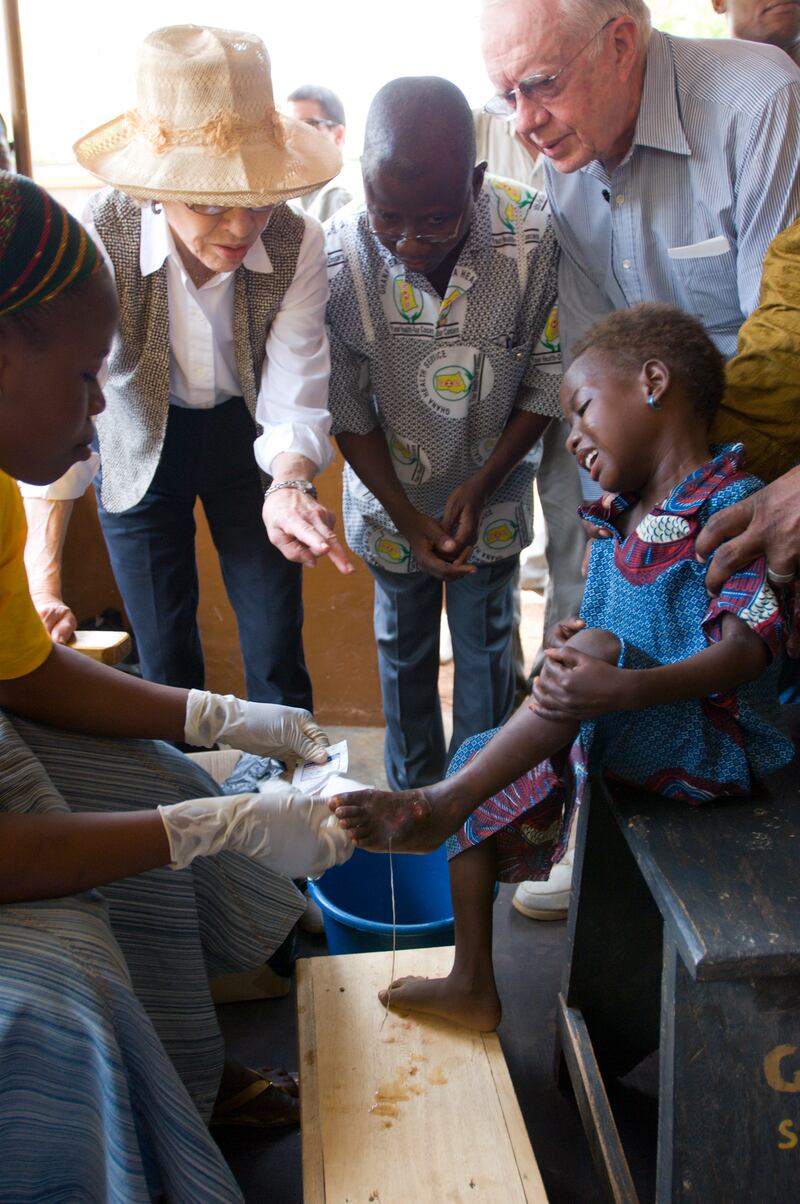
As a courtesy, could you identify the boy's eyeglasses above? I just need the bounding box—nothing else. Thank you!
[184,203,275,217]
[367,207,465,246]
[483,16,618,118]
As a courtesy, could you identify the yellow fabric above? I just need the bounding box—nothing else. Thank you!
[0,472,52,679]
[712,216,800,483]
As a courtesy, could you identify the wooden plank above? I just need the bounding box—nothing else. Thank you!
[296,959,325,1204]
[565,786,662,1080]
[298,947,548,1204]
[68,630,131,664]
[482,1033,549,1202]
[556,996,639,1204]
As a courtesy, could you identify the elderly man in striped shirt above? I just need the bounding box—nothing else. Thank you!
[480,0,800,919]
[481,0,800,364]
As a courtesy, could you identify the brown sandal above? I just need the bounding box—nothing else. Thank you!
[211,1067,300,1130]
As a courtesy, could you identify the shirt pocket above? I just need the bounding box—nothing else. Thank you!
[487,333,531,373]
[667,239,741,333]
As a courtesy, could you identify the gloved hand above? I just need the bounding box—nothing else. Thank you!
[184,689,329,764]
[158,784,353,877]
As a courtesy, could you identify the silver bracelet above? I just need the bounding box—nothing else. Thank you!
[264,478,318,501]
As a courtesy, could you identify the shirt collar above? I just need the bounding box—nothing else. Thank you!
[579,443,748,531]
[578,29,690,182]
[139,204,273,279]
[631,30,691,157]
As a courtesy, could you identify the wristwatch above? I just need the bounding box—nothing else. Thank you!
[264,478,318,500]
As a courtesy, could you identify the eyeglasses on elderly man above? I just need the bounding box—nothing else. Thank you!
[483,15,618,117]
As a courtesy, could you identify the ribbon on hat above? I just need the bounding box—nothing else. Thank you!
[0,172,101,318]
[124,106,286,157]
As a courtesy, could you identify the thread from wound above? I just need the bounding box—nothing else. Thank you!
[380,836,396,1031]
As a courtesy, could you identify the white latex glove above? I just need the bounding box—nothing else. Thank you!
[158,786,353,876]
[184,689,329,763]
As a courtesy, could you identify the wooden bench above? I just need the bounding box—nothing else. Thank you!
[556,764,800,1202]
[297,946,549,1203]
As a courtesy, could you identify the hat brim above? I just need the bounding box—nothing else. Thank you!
[73,111,342,206]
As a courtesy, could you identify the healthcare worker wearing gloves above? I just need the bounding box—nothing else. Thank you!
[0,170,350,1199]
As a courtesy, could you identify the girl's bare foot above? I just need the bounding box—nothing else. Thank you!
[328,787,453,851]
[378,973,502,1032]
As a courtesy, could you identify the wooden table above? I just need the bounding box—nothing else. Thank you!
[557,775,800,1202]
[297,947,548,1204]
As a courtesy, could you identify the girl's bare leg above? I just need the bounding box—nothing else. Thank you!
[332,628,620,852]
[379,836,501,1031]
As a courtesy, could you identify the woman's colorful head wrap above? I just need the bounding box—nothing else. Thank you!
[0,171,101,318]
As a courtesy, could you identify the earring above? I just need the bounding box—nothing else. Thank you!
[646,391,662,410]
[150,200,162,215]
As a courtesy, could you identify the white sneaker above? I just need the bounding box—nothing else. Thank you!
[512,853,573,921]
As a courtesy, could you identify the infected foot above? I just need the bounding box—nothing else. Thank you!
[328,787,451,852]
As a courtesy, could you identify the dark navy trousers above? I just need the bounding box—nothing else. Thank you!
[96,398,312,708]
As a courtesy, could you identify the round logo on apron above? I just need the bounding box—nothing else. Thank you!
[476,502,529,560]
[490,179,534,232]
[370,528,414,573]
[381,267,437,331]
[387,432,432,485]
[540,305,560,353]
[417,345,495,421]
[470,435,500,467]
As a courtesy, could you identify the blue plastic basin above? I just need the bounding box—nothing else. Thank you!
[307,845,454,954]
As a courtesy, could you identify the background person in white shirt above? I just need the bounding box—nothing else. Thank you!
[22,25,352,707]
[286,85,356,224]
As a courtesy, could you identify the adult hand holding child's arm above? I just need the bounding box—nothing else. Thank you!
[695,466,800,595]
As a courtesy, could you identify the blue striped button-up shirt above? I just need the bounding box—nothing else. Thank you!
[545,30,800,362]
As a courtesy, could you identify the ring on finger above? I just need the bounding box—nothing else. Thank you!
[766,565,796,586]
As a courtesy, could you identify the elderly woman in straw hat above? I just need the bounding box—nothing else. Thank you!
[23,24,352,708]
[0,169,354,1197]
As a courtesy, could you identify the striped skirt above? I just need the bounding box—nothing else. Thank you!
[445,727,585,882]
[0,711,304,1203]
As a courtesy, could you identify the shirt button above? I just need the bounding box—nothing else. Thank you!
[622,259,631,270]
[615,194,625,205]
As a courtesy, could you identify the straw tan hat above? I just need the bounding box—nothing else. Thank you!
[73,25,342,206]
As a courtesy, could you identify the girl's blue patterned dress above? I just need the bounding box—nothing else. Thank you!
[447,445,794,881]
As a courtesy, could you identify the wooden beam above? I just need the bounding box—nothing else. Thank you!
[297,947,550,1203]
[2,0,31,176]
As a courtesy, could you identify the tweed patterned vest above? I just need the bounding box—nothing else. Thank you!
[91,190,305,512]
